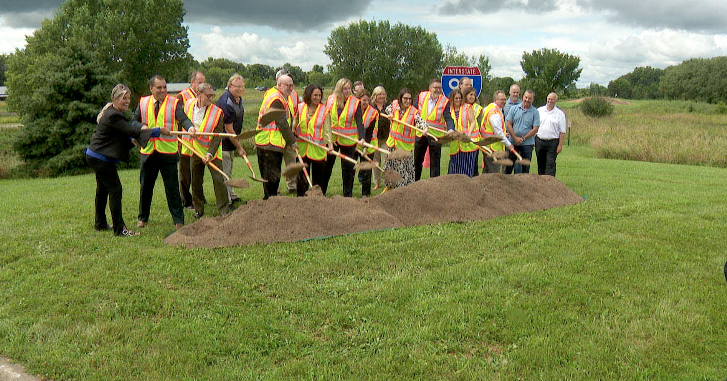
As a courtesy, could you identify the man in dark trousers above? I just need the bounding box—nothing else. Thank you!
[132,75,194,229]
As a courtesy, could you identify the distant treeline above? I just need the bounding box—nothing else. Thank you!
[604,57,727,103]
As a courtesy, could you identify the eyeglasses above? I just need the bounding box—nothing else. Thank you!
[204,93,215,99]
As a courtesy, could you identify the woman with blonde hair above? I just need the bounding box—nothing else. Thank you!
[325,78,364,197]
[370,85,390,190]
[85,84,169,236]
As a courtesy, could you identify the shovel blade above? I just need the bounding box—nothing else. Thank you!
[281,162,306,177]
[517,159,531,166]
[237,129,264,140]
[493,159,514,167]
[387,149,412,160]
[382,169,403,184]
[247,175,268,183]
[225,178,250,189]
[492,151,509,159]
[258,108,286,127]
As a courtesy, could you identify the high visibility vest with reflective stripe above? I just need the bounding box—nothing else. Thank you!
[178,87,196,105]
[264,88,298,125]
[481,102,506,152]
[139,95,180,155]
[362,105,379,154]
[255,90,288,149]
[327,94,360,147]
[386,105,418,152]
[296,102,328,161]
[471,102,484,125]
[417,92,448,138]
[449,104,478,155]
[183,99,224,160]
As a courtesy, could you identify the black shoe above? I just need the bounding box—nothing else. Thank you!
[194,212,203,220]
[95,224,111,231]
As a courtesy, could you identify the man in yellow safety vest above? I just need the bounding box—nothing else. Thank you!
[177,70,206,210]
[132,75,194,229]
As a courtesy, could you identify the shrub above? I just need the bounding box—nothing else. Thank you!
[716,102,727,114]
[580,97,614,117]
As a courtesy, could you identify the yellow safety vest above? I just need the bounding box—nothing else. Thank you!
[177,89,196,157]
[264,88,298,126]
[327,94,361,147]
[139,95,180,155]
[449,104,478,155]
[471,102,484,126]
[177,87,196,105]
[417,91,448,138]
[183,99,224,160]
[362,105,379,154]
[386,105,418,152]
[296,102,328,161]
[480,102,506,152]
[255,89,289,149]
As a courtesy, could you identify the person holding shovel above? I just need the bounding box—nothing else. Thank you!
[182,83,230,218]
[447,89,478,177]
[412,78,452,181]
[358,89,379,197]
[217,74,247,207]
[325,78,365,197]
[86,84,169,237]
[292,84,334,196]
[480,90,516,173]
[371,86,390,190]
[255,74,298,199]
[383,88,428,189]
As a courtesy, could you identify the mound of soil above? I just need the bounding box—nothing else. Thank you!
[165,174,583,248]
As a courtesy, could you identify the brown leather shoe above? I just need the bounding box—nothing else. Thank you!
[136,220,146,228]
[175,223,183,230]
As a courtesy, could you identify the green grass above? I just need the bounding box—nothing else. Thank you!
[1,145,726,380]
[0,100,20,125]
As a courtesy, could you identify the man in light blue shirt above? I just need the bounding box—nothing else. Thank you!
[505,89,539,174]
[503,84,522,118]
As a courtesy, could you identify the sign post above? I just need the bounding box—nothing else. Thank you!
[441,66,482,98]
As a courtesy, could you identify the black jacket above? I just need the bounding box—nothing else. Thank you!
[88,107,153,163]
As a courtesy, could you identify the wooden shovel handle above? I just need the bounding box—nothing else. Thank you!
[176,138,230,181]
[171,130,237,138]
[331,131,391,155]
[297,136,358,165]
[379,113,439,141]
[294,148,313,188]
[355,148,385,172]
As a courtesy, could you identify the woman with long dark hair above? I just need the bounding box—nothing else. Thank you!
[292,84,334,195]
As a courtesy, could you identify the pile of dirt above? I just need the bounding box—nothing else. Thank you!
[165,174,584,248]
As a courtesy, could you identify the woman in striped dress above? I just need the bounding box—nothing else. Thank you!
[463,87,484,175]
[447,88,478,177]
[383,88,428,189]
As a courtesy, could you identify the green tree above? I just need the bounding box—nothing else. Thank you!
[325,20,443,94]
[660,57,727,103]
[277,63,308,86]
[519,48,582,106]
[6,0,190,176]
[608,77,632,98]
[0,54,7,86]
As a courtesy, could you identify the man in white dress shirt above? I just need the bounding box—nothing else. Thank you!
[535,92,567,176]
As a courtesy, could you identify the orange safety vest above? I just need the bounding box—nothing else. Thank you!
[177,87,196,105]
[139,95,180,155]
[386,105,418,152]
[480,102,506,152]
[296,102,328,161]
[327,94,361,147]
[362,105,379,154]
[264,88,298,125]
[255,89,289,149]
[449,104,478,155]
[183,98,224,160]
[417,91,448,138]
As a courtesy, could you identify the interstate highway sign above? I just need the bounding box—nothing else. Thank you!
[442,66,482,97]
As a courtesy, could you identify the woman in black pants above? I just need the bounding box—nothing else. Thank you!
[85,84,168,236]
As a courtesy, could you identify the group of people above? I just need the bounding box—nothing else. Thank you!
[86,70,567,237]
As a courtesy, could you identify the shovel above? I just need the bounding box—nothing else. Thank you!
[297,136,358,165]
[387,148,412,161]
[511,149,531,166]
[171,130,237,138]
[258,108,287,127]
[331,131,391,155]
[295,148,314,188]
[379,113,439,141]
[356,148,402,183]
[237,129,265,140]
[177,138,249,189]
[240,152,267,182]
[474,136,503,146]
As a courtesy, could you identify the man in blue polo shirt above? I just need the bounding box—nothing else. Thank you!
[216,74,246,207]
[505,89,539,174]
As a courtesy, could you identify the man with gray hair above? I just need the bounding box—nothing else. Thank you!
[217,74,247,207]
[265,69,300,194]
[177,70,206,210]
[535,92,567,176]
[504,89,539,174]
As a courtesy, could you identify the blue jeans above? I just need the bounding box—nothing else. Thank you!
[504,145,534,174]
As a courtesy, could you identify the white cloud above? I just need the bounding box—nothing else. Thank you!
[0,24,34,54]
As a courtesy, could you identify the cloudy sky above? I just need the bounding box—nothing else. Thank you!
[1,0,726,86]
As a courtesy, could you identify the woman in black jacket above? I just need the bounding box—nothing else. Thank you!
[85,84,169,236]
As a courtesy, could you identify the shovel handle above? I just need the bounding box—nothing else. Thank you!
[380,113,438,141]
[355,148,385,172]
[294,149,313,188]
[171,130,237,138]
[241,153,256,177]
[297,136,358,165]
[331,131,391,155]
[176,138,230,181]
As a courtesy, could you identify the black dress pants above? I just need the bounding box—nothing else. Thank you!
[138,152,184,225]
[86,155,126,236]
[296,157,333,196]
[179,154,193,207]
[332,143,357,197]
[257,147,284,200]
[414,136,441,181]
[535,136,560,176]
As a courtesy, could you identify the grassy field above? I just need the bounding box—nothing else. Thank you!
[1,142,726,380]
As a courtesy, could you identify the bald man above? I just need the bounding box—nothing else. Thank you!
[535,92,567,176]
